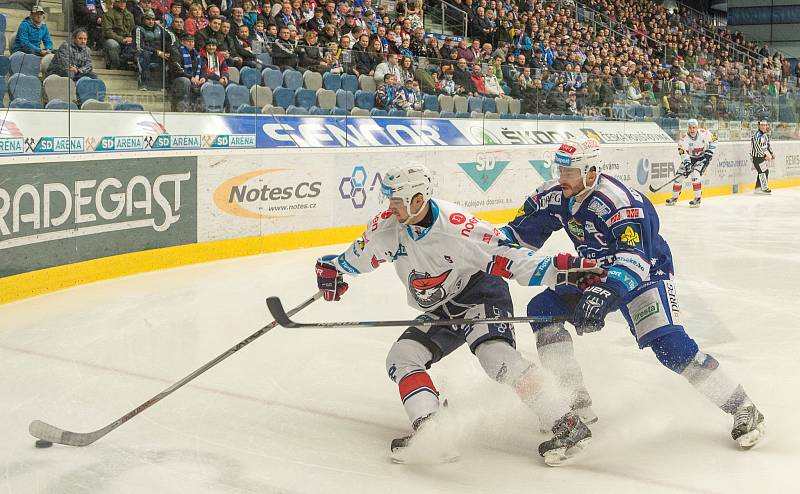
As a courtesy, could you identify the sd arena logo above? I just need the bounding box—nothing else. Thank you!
[213,168,321,219]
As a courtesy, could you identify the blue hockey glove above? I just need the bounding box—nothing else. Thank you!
[573,283,621,335]
[316,256,348,301]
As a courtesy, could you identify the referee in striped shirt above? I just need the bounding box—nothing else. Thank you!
[751,120,774,194]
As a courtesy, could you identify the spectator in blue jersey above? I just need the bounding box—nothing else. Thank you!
[168,34,203,112]
[12,5,53,56]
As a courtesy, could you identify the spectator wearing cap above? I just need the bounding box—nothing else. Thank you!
[13,5,53,56]
[439,37,454,60]
[198,37,229,87]
[73,0,106,50]
[168,34,203,111]
[308,7,326,33]
[363,10,378,33]
[47,28,98,81]
[134,9,169,90]
[163,1,184,30]
[103,0,135,69]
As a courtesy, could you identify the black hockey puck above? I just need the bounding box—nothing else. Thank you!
[34,440,53,448]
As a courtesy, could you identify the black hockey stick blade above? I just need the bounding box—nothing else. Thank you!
[266,296,566,329]
[266,296,300,328]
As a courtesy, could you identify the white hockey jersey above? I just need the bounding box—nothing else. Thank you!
[678,128,717,158]
[330,199,562,313]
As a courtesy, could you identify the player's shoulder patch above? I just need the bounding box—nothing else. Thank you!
[594,174,634,211]
[586,196,613,218]
[368,209,397,233]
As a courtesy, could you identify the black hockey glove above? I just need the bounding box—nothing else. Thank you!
[680,158,693,177]
[573,283,621,335]
[316,256,348,302]
[699,152,713,175]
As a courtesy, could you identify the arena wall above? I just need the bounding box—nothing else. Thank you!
[1,115,799,304]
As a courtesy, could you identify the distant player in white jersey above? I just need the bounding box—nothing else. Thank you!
[666,118,718,208]
[751,119,774,194]
[314,164,603,465]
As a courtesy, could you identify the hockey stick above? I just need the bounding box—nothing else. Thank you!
[648,173,684,193]
[266,296,567,329]
[29,292,323,447]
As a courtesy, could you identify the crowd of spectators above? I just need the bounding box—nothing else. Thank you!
[5,0,798,120]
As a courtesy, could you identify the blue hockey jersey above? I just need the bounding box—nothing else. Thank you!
[501,174,674,295]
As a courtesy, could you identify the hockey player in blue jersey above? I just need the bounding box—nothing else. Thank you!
[501,139,766,449]
[314,164,604,465]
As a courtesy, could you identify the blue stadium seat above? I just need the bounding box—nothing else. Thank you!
[499,113,514,119]
[370,108,388,117]
[439,111,456,118]
[330,107,348,116]
[354,90,374,110]
[341,74,358,93]
[45,99,78,110]
[261,67,282,89]
[200,82,226,112]
[8,73,41,104]
[76,77,106,102]
[115,102,145,111]
[335,89,354,110]
[467,96,484,113]
[239,67,260,89]
[285,105,308,115]
[282,69,303,90]
[9,52,41,76]
[309,106,331,115]
[644,106,654,118]
[294,88,316,109]
[482,97,497,113]
[235,104,260,114]
[10,98,42,109]
[257,53,272,66]
[388,109,406,117]
[272,87,294,108]
[0,56,9,76]
[322,72,341,91]
[422,94,439,112]
[454,112,470,118]
[0,13,7,32]
[226,84,250,112]
[0,37,5,57]
[634,105,646,118]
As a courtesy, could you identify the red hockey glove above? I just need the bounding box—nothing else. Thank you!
[553,253,606,289]
[316,258,349,301]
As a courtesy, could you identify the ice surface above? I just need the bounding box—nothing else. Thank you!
[1,190,798,494]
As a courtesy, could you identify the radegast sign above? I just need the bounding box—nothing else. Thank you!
[0,157,197,277]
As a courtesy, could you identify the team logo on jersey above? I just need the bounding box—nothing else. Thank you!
[386,243,407,261]
[632,302,660,325]
[567,218,585,241]
[408,270,452,308]
[587,198,611,217]
[449,212,466,225]
[614,224,643,250]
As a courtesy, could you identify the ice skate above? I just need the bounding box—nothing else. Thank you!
[571,386,598,425]
[390,413,459,464]
[755,187,772,195]
[538,412,592,466]
[689,198,701,208]
[731,401,765,449]
[665,197,677,206]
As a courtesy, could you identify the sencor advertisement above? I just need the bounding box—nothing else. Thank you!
[0,157,197,277]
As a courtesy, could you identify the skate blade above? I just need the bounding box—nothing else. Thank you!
[736,423,766,450]
[390,449,460,464]
[542,437,592,467]
[574,406,598,425]
[689,203,700,208]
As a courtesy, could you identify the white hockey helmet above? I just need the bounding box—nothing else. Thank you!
[687,118,699,134]
[381,163,433,209]
[553,139,602,188]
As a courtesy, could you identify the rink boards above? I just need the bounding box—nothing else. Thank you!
[1,130,799,304]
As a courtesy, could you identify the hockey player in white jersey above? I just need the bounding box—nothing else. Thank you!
[666,118,717,208]
[314,164,604,466]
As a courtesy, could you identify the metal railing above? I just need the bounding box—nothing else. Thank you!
[676,2,764,64]
[424,1,468,38]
